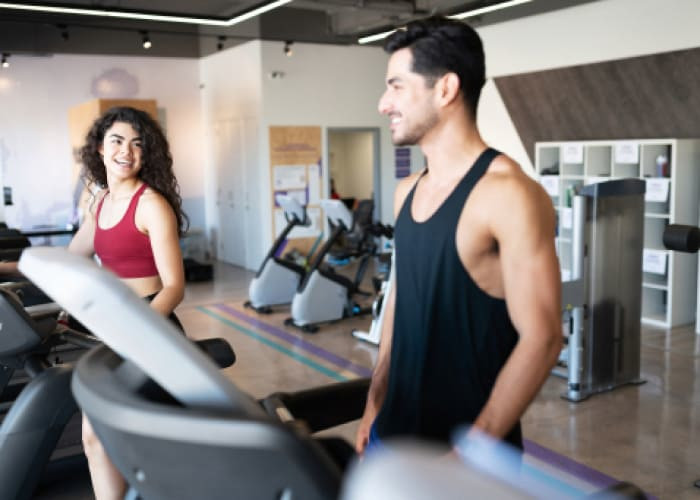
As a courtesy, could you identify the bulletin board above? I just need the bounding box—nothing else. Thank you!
[268,126,324,257]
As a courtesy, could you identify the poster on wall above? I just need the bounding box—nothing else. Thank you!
[269,126,323,251]
[395,147,411,178]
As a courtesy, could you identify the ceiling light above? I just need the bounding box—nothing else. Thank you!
[357,0,533,44]
[449,0,533,20]
[284,41,293,57]
[0,1,293,27]
[1,54,9,68]
[358,29,398,45]
[141,32,152,49]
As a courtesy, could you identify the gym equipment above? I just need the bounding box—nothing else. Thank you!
[18,247,368,500]
[183,257,213,282]
[0,229,31,262]
[342,429,645,500]
[18,248,647,500]
[0,270,235,500]
[351,249,393,345]
[663,224,700,253]
[0,286,98,500]
[661,224,700,490]
[287,199,382,333]
[557,179,646,402]
[245,194,311,313]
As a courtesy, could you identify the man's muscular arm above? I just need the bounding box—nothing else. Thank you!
[471,164,562,439]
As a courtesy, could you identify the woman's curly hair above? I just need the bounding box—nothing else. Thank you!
[79,106,189,236]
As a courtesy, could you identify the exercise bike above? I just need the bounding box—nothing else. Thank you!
[245,194,311,313]
[286,199,379,333]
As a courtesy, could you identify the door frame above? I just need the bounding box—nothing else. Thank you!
[324,127,382,221]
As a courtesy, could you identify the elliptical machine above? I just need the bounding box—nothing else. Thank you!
[245,194,311,313]
[286,199,377,333]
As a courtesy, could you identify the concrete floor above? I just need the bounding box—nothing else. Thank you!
[35,260,700,499]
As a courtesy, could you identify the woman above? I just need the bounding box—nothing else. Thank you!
[68,106,188,499]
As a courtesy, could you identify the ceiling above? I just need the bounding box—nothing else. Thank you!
[0,0,599,58]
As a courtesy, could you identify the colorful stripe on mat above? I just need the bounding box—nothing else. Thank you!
[213,303,372,378]
[195,303,653,499]
[197,306,348,382]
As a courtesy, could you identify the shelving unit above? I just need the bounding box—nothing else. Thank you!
[536,139,700,329]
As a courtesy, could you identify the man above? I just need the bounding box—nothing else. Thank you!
[355,17,562,453]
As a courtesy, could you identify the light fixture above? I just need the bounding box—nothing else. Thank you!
[217,36,226,51]
[57,24,69,41]
[1,53,9,68]
[449,0,533,20]
[0,1,293,27]
[141,32,152,49]
[284,41,293,57]
[357,0,533,44]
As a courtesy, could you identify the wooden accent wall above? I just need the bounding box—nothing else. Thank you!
[494,47,700,163]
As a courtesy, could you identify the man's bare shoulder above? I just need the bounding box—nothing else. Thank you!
[393,170,423,217]
[480,155,550,208]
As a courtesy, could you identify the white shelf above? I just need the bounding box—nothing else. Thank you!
[642,314,668,328]
[643,282,669,291]
[537,138,700,329]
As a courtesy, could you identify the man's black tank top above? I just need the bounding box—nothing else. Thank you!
[374,147,523,449]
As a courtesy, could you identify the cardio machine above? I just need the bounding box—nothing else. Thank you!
[287,199,379,333]
[0,286,98,500]
[245,194,311,313]
[17,247,646,500]
[19,247,368,500]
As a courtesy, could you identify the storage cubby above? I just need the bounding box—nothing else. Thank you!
[643,217,669,250]
[643,271,668,289]
[641,143,672,178]
[537,147,560,175]
[536,139,700,329]
[585,145,612,177]
[642,287,668,325]
[612,162,640,178]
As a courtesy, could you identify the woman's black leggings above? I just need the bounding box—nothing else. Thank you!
[68,292,185,334]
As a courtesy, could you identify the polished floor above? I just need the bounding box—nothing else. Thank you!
[36,260,700,499]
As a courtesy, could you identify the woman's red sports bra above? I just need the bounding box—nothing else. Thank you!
[94,183,159,279]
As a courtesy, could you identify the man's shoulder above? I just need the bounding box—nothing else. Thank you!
[481,155,543,199]
[393,170,424,217]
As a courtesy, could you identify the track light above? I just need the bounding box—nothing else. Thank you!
[57,24,69,41]
[284,41,293,57]
[1,54,9,69]
[217,36,226,51]
[141,32,152,49]
[0,1,293,27]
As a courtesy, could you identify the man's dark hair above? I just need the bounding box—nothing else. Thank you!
[384,16,486,118]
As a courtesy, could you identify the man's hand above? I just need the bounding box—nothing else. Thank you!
[355,412,374,455]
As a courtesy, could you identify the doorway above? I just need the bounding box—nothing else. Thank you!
[326,128,381,219]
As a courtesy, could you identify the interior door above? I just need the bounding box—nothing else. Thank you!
[213,118,247,267]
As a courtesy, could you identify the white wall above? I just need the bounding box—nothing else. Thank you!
[0,53,204,229]
[199,41,263,267]
[477,0,700,173]
[258,41,394,261]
